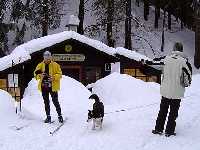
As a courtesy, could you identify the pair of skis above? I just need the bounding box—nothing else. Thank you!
[10,117,67,136]
[49,120,65,135]
[48,117,68,135]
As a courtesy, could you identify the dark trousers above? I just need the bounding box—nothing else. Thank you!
[42,88,62,117]
[154,96,181,134]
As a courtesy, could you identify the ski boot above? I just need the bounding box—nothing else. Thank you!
[58,115,63,123]
[44,116,51,123]
[165,132,176,137]
[152,129,163,135]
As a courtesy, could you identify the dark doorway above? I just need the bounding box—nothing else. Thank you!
[62,66,82,81]
[85,67,101,84]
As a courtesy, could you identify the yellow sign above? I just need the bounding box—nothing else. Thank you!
[52,54,85,62]
[65,45,72,52]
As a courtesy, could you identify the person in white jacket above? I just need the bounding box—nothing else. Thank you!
[149,42,192,137]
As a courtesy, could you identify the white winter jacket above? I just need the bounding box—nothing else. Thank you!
[160,51,191,99]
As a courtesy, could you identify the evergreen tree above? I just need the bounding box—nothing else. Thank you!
[11,0,29,46]
[13,23,26,45]
[29,0,65,36]
[91,0,125,47]
[11,0,65,37]
[0,0,14,56]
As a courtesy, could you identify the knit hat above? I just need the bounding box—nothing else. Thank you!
[173,42,183,52]
[43,51,52,59]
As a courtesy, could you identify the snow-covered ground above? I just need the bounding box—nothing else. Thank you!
[0,73,200,150]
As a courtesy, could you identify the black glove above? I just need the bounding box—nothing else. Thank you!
[145,60,153,65]
[153,56,166,61]
[153,58,160,61]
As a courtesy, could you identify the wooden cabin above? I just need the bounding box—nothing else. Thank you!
[0,31,161,101]
[117,54,161,83]
[115,47,161,83]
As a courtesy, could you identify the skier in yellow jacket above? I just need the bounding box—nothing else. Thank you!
[34,51,63,123]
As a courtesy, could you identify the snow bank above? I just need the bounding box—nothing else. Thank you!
[0,89,18,125]
[91,72,160,108]
[59,76,91,111]
[22,75,91,119]
[185,74,200,98]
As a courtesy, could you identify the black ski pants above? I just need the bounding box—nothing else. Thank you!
[154,96,181,134]
[42,87,62,117]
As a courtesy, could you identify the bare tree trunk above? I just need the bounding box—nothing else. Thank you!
[144,0,149,21]
[0,47,5,57]
[78,0,84,34]
[168,9,171,30]
[136,0,139,7]
[0,21,5,57]
[107,0,114,47]
[42,0,48,36]
[180,1,185,29]
[195,16,200,69]
[154,0,160,28]
[161,10,166,52]
[154,9,159,28]
[125,0,132,50]
[25,0,31,8]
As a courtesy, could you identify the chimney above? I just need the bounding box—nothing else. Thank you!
[66,15,80,32]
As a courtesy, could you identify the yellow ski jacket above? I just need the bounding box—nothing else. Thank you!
[34,61,62,92]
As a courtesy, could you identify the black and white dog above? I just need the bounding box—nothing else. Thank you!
[87,94,104,130]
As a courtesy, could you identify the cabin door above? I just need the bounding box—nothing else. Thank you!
[62,65,82,81]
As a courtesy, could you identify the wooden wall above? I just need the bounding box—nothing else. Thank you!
[119,55,161,83]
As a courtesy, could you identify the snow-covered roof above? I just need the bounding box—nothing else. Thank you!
[115,47,152,61]
[0,31,116,71]
[0,31,151,72]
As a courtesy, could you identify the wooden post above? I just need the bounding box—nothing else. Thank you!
[12,60,17,114]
